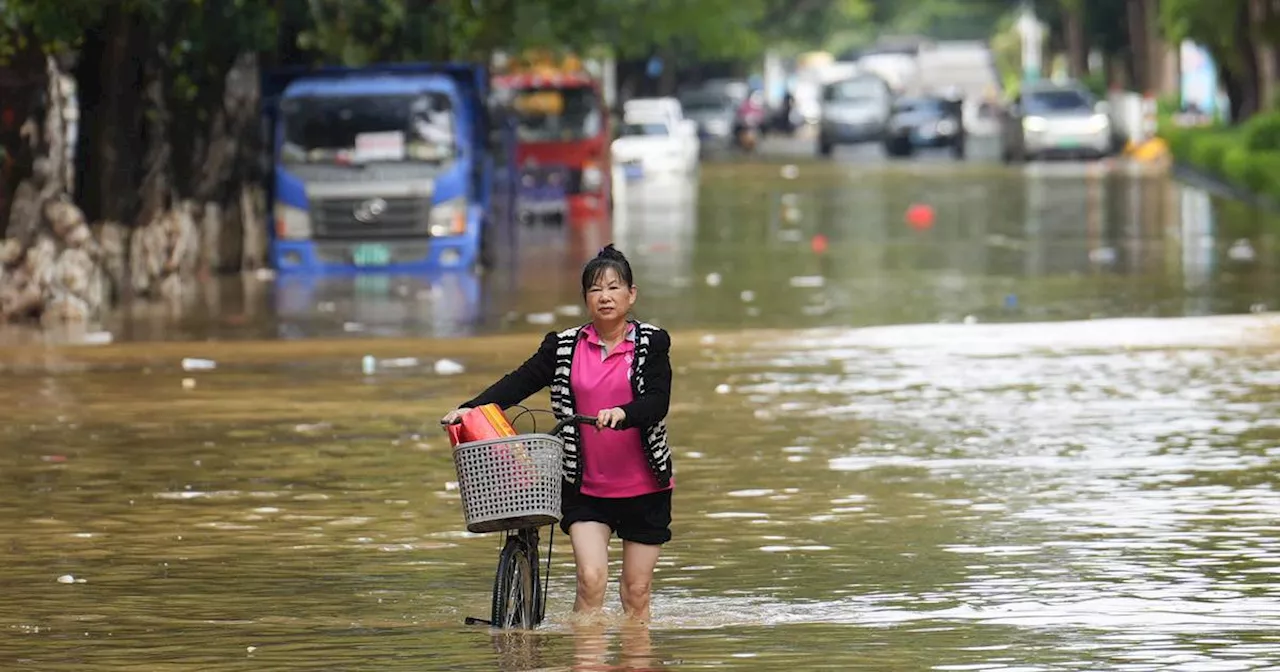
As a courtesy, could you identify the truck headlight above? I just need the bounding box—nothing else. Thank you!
[274,203,311,240]
[429,196,468,237]
[581,163,603,192]
[1088,114,1110,132]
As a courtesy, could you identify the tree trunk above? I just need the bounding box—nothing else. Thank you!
[1233,3,1264,120]
[1065,4,1089,78]
[1253,0,1277,109]
[1,54,109,325]
[77,6,148,226]
[238,184,266,272]
[128,45,199,301]
[1126,0,1150,92]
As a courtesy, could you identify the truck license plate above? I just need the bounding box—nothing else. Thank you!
[353,243,391,267]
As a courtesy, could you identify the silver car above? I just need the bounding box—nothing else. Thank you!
[817,74,893,156]
[1001,83,1113,161]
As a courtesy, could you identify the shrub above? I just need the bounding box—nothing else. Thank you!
[1188,133,1238,176]
[1242,112,1280,151]
[1222,145,1253,187]
[1161,125,1196,160]
[1247,151,1280,201]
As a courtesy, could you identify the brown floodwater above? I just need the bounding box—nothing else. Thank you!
[3,159,1280,670]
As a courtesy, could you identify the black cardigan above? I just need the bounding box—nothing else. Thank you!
[460,321,673,487]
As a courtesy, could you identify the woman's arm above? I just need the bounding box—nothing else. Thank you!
[618,329,672,428]
[460,332,558,409]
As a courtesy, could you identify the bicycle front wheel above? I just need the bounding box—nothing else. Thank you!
[491,536,535,629]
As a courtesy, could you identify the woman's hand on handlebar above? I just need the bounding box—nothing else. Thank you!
[440,408,467,425]
[594,407,626,429]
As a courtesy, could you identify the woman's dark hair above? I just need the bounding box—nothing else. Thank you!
[581,244,634,295]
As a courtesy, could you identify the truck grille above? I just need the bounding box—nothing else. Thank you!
[520,165,586,195]
[311,197,430,239]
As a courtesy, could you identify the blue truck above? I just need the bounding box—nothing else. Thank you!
[261,63,517,274]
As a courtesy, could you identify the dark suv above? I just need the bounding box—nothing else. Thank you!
[883,95,966,159]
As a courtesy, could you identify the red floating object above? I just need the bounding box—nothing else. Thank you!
[811,234,829,254]
[905,204,935,230]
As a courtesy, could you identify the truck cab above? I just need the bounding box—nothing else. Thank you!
[492,67,611,234]
[263,63,516,274]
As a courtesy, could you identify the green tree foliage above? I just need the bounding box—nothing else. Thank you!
[870,0,1018,41]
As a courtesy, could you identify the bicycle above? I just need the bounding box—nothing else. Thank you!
[443,409,599,630]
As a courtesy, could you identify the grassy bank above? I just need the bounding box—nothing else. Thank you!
[1160,112,1280,206]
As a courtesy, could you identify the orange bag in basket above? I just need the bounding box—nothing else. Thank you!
[447,403,517,447]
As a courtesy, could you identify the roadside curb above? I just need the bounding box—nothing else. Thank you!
[1171,161,1280,213]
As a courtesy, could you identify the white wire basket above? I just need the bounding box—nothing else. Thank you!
[451,433,565,533]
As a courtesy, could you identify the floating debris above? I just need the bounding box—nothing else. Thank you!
[434,358,465,376]
[789,276,825,288]
[81,331,113,345]
[1228,238,1256,262]
[181,358,216,371]
[1088,247,1117,264]
[556,304,584,317]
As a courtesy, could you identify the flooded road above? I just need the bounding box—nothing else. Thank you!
[4,159,1280,669]
[7,154,1274,345]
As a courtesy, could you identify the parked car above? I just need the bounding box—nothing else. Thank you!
[677,89,737,146]
[817,74,893,156]
[623,97,685,129]
[1001,81,1113,162]
[883,94,966,159]
[610,109,699,179]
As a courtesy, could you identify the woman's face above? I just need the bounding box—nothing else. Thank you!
[585,268,636,323]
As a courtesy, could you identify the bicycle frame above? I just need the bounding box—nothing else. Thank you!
[452,411,598,630]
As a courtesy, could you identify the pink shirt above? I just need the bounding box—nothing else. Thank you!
[571,324,672,498]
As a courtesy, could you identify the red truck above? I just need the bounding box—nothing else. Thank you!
[492,66,611,249]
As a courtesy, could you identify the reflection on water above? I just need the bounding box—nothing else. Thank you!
[2,315,1280,669]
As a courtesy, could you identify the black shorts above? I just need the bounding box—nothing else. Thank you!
[559,486,673,545]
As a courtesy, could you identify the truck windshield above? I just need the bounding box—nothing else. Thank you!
[279,93,456,165]
[510,86,602,142]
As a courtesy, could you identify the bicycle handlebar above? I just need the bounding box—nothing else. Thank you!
[550,414,601,437]
[440,412,603,437]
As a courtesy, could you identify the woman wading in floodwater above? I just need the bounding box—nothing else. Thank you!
[442,245,674,623]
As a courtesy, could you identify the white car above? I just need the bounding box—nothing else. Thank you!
[623,97,685,127]
[610,112,699,179]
